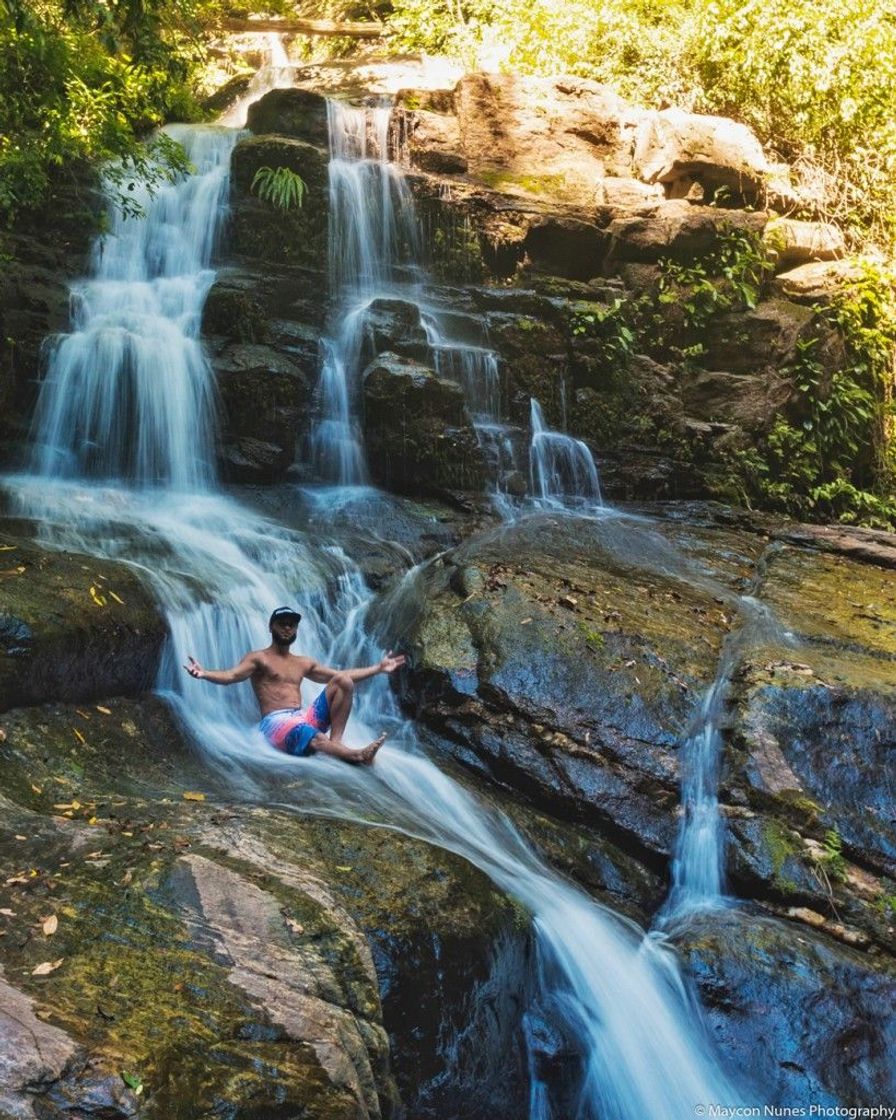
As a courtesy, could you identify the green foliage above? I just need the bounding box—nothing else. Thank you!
[814,828,847,885]
[568,298,635,370]
[250,166,307,211]
[0,0,303,225]
[712,262,896,527]
[657,228,774,333]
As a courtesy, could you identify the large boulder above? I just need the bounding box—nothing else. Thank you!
[674,909,896,1107]
[763,218,846,272]
[362,352,486,496]
[728,542,896,885]
[387,512,760,859]
[604,201,768,265]
[771,260,867,305]
[246,87,330,147]
[451,73,636,204]
[633,108,772,205]
[0,530,164,712]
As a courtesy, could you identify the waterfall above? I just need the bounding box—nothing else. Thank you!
[28,125,235,490]
[529,398,602,509]
[309,101,422,483]
[659,593,794,925]
[0,90,756,1117]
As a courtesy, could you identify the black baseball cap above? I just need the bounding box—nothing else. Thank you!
[269,606,302,625]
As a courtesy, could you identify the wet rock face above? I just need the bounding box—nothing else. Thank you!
[0,695,530,1120]
[0,530,165,712]
[389,506,896,947]
[388,511,761,859]
[674,909,896,1107]
[0,164,100,469]
[362,353,486,496]
[726,542,896,913]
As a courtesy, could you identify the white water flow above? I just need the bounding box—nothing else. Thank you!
[310,102,423,482]
[659,589,795,925]
[529,398,602,509]
[219,33,295,129]
[1,102,757,1115]
[312,101,524,499]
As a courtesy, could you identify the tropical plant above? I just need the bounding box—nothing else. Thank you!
[250,166,307,211]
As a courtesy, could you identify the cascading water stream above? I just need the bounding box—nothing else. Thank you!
[310,101,423,483]
[0,88,759,1117]
[529,397,602,509]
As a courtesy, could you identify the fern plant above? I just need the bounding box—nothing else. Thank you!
[250,166,307,211]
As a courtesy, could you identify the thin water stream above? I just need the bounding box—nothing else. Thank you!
[0,84,765,1117]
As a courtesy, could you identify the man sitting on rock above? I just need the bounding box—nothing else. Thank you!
[185,606,405,764]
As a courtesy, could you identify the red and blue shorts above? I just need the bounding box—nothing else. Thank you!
[258,691,331,757]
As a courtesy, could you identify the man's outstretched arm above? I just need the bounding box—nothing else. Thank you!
[306,651,406,684]
[184,652,259,685]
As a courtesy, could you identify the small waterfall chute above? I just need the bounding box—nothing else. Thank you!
[529,398,602,510]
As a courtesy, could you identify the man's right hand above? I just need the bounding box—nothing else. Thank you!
[184,656,204,680]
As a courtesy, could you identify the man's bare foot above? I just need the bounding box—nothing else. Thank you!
[358,733,386,765]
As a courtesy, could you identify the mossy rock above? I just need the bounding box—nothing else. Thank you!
[388,512,765,857]
[229,137,329,270]
[0,530,165,713]
[0,697,531,1120]
[362,353,486,497]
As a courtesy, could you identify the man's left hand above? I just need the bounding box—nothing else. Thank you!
[379,650,407,674]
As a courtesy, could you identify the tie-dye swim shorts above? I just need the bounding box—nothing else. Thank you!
[258,690,331,757]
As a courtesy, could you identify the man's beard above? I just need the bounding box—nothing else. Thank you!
[273,634,296,649]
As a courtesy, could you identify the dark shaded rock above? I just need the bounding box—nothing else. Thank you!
[202,71,254,115]
[485,314,569,426]
[229,136,329,270]
[221,436,294,483]
[673,908,896,1107]
[605,202,768,265]
[209,340,311,481]
[362,298,430,362]
[701,299,815,375]
[362,352,486,496]
[681,369,793,428]
[0,530,164,713]
[522,216,610,280]
[246,87,330,147]
[202,279,270,342]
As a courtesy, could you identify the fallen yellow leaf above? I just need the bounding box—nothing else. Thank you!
[95,706,112,715]
[182,791,205,802]
[109,591,124,605]
[72,729,85,744]
[32,959,63,976]
[42,915,58,936]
